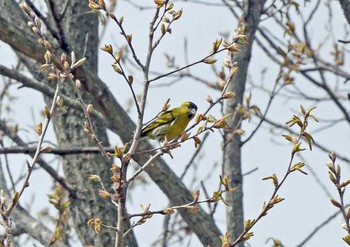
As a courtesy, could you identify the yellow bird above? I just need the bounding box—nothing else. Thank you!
[141,101,198,142]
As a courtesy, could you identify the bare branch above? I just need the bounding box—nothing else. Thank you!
[0,146,113,155]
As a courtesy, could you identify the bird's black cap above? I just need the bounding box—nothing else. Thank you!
[188,102,198,111]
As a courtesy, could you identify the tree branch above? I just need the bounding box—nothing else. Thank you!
[0,146,113,155]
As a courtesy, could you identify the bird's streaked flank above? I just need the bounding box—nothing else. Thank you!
[141,101,197,142]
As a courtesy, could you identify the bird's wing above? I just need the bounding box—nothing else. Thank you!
[141,110,177,136]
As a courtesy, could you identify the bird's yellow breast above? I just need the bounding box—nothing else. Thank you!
[152,107,191,141]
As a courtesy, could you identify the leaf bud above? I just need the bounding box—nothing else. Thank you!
[223,57,232,68]
[89,175,101,182]
[203,58,217,64]
[154,0,166,7]
[75,79,81,89]
[330,199,342,208]
[12,192,19,204]
[44,51,51,63]
[222,91,236,99]
[226,43,241,53]
[35,123,42,136]
[126,34,132,43]
[43,39,51,50]
[0,190,6,205]
[236,34,248,45]
[99,189,110,199]
[101,44,113,54]
[328,171,337,185]
[161,23,166,34]
[32,26,40,35]
[47,73,57,80]
[71,51,76,64]
[72,58,87,69]
[40,146,52,153]
[115,49,122,63]
[41,64,50,71]
[60,53,67,64]
[173,8,183,20]
[127,75,134,85]
[205,95,213,104]
[21,2,30,15]
[112,64,122,74]
[44,105,51,119]
[193,136,201,148]
[35,19,42,29]
[27,21,34,28]
[162,16,170,23]
[98,0,106,10]
[229,66,238,78]
[55,95,64,107]
[218,79,227,90]
[180,131,190,142]
[88,1,102,10]
[166,3,174,11]
[91,134,97,142]
[86,104,94,114]
[64,61,70,70]
[329,152,337,163]
[212,38,222,53]
[163,208,175,215]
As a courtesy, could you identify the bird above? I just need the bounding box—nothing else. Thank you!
[140,101,198,142]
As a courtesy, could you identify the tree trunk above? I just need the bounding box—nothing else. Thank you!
[224,0,266,244]
[43,1,138,246]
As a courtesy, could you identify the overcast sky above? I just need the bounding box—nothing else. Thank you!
[1,0,350,246]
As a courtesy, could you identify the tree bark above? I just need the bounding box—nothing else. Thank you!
[339,0,350,26]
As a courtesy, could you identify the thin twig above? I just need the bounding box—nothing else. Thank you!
[25,0,61,42]
[296,207,346,247]
[148,45,235,83]
[241,71,284,146]
[5,79,62,217]
[127,151,163,185]
[180,132,209,180]
[230,108,316,246]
